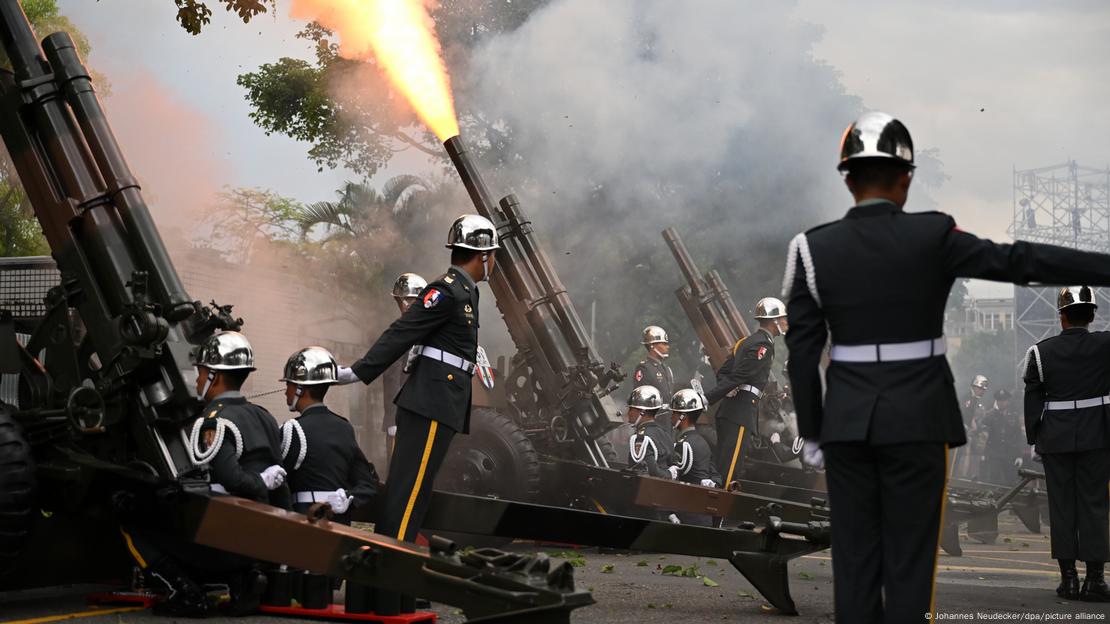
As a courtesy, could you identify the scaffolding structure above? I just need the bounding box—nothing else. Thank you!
[1010,161,1110,350]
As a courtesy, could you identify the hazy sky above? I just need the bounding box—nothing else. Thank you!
[57,0,1109,295]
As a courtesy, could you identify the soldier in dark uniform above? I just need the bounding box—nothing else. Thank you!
[123,332,288,617]
[980,389,1024,485]
[666,389,722,526]
[634,326,676,438]
[783,111,1110,623]
[188,331,290,508]
[625,385,672,478]
[1023,286,1110,602]
[380,273,427,467]
[955,374,990,479]
[336,214,497,543]
[705,296,786,486]
[280,346,378,524]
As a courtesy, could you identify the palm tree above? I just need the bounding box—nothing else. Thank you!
[296,175,434,243]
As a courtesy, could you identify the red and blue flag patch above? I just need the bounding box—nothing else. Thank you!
[423,289,443,308]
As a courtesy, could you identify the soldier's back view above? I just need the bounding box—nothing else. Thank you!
[784,111,1110,623]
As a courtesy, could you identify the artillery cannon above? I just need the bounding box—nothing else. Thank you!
[0,3,591,620]
[433,137,627,501]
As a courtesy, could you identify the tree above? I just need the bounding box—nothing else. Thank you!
[173,0,275,35]
[193,187,302,264]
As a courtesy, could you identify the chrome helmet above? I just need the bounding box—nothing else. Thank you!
[971,375,989,390]
[641,325,669,346]
[1058,286,1097,311]
[446,214,499,251]
[281,346,339,386]
[838,111,914,171]
[753,297,787,319]
[392,273,428,300]
[628,385,664,411]
[194,331,255,371]
[670,388,705,413]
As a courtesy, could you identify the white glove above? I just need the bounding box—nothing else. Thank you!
[667,465,679,480]
[260,465,286,490]
[770,432,781,445]
[667,513,681,524]
[336,366,360,385]
[326,488,354,514]
[802,440,824,469]
[1014,457,1023,468]
[387,425,397,437]
[699,478,717,488]
[210,483,229,495]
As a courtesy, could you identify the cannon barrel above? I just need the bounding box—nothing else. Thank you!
[662,227,749,370]
[0,0,200,479]
[443,136,623,460]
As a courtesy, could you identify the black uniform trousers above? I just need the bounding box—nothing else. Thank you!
[824,442,947,624]
[375,407,456,542]
[715,402,756,485]
[1042,449,1110,562]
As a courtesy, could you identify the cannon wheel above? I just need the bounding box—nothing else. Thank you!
[431,408,541,547]
[0,406,34,574]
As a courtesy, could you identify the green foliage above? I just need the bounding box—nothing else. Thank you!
[174,0,274,35]
[21,0,58,22]
[0,178,48,257]
[194,187,303,263]
[546,551,586,567]
[600,563,614,573]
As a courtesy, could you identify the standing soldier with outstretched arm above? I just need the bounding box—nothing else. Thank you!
[783,111,1110,623]
[704,297,787,486]
[1023,287,1110,602]
[335,214,498,544]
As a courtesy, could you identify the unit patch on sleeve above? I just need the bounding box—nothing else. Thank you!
[757,346,768,360]
[423,289,443,308]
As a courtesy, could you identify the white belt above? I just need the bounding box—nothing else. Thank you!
[829,337,946,363]
[416,346,476,374]
[294,491,335,504]
[736,384,764,399]
[1045,395,1110,410]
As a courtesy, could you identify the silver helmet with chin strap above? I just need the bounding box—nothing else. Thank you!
[446,214,499,251]
[391,273,428,300]
[1057,286,1097,311]
[753,297,787,319]
[629,385,664,411]
[193,331,255,371]
[281,347,339,386]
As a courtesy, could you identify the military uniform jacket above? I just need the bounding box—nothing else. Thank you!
[351,266,480,433]
[983,406,1023,461]
[784,199,1110,446]
[1023,328,1110,453]
[705,329,775,426]
[633,357,673,400]
[282,404,379,509]
[627,421,674,478]
[198,394,290,507]
[672,428,722,486]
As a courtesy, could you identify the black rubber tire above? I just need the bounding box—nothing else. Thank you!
[436,408,542,502]
[0,407,34,575]
[430,409,541,548]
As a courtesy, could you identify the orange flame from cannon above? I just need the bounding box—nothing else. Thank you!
[291,0,460,141]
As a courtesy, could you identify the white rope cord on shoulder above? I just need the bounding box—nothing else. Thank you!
[780,233,822,307]
[184,417,243,466]
[678,440,693,475]
[280,419,308,471]
[1023,345,1044,382]
[628,434,658,464]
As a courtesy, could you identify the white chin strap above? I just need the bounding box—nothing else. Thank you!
[287,386,303,412]
[199,370,217,401]
[652,345,669,359]
[673,413,686,430]
[775,318,788,336]
[629,413,644,428]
